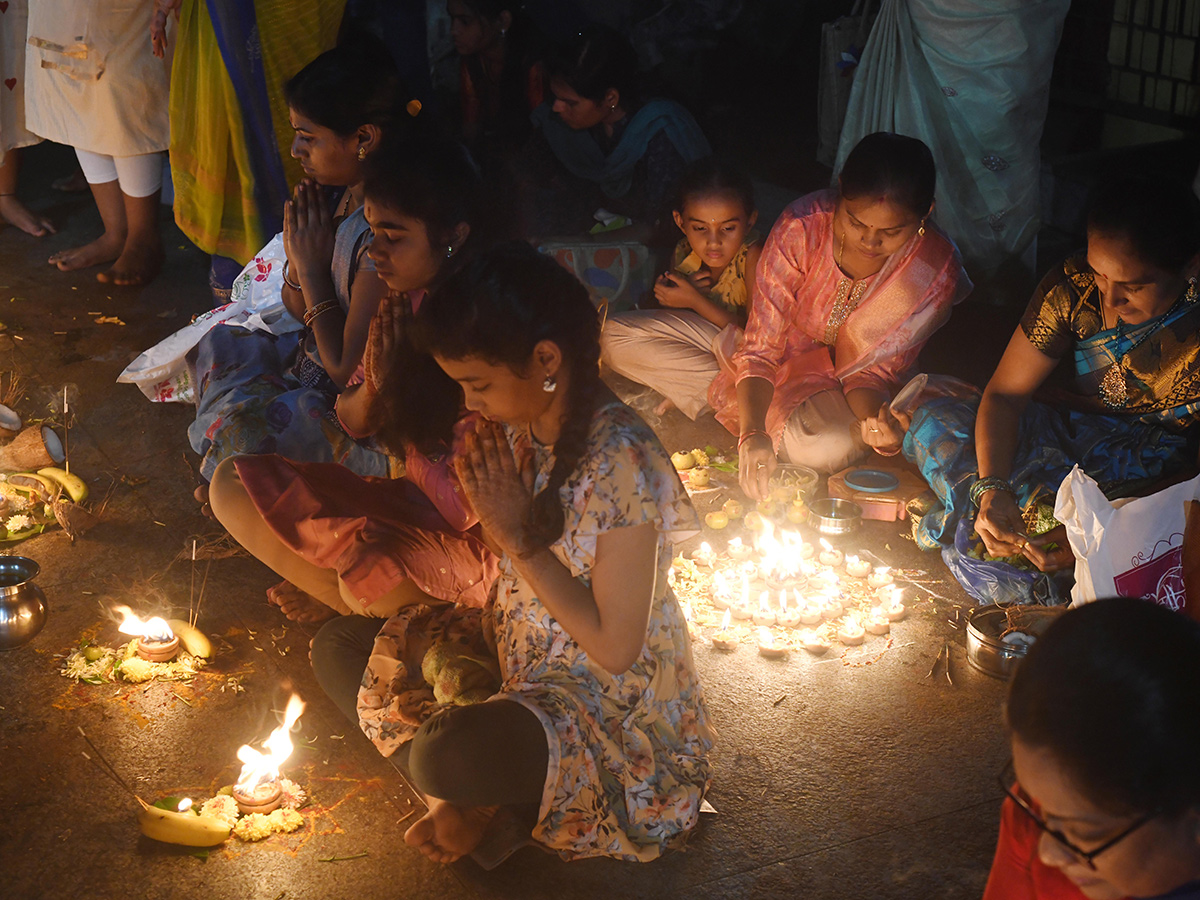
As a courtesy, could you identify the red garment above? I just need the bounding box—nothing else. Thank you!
[706,189,970,445]
[235,453,496,611]
[984,795,1127,900]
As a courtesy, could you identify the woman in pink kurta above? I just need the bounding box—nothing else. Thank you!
[709,132,971,492]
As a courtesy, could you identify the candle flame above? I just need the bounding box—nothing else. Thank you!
[177,798,193,813]
[236,694,305,793]
[874,566,891,576]
[819,537,833,552]
[728,537,743,549]
[846,554,859,565]
[756,626,775,649]
[699,541,712,555]
[720,608,732,630]
[681,601,693,622]
[778,589,787,611]
[871,606,885,620]
[115,605,174,643]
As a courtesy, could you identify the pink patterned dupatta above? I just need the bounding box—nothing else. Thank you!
[707,190,971,443]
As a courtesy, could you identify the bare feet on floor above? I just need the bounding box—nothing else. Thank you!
[0,196,55,237]
[404,799,498,864]
[97,239,164,286]
[653,397,676,417]
[48,232,124,273]
[267,580,339,624]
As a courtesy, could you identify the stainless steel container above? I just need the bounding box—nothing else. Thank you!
[0,556,46,650]
[808,498,863,535]
[965,605,1063,679]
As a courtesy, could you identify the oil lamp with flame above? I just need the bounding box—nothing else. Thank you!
[116,605,178,662]
[233,695,305,815]
[712,609,738,652]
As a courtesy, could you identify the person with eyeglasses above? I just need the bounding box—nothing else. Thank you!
[984,597,1200,900]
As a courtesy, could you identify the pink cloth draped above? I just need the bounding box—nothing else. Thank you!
[707,189,971,444]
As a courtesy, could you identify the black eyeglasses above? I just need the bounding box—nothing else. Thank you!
[996,759,1159,869]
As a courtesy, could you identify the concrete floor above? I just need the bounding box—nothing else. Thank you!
[0,144,1008,900]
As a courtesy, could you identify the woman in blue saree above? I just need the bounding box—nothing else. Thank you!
[863,177,1200,571]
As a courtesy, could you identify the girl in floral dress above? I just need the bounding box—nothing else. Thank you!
[371,243,714,864]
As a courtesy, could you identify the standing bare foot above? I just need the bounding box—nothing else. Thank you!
[266,581,339,624]
[99,237,164,286]
[48,232,124,272]
[405,798,498,864]
[0,196,55,237]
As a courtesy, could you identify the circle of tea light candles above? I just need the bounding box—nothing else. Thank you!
[756,626,788,659]
[817,538,844,568]
[883,587,907,621]
[691,541,716,568]
[844,554,871,578]
[867,566,894,589]
[865,607,891,635]
[727,537,754,561]
[752,592,778,626]
[799,601,823,625]
[777,590,804,628]
[712,608,738,651]
[800,629,831,654]
[837,617,865,646]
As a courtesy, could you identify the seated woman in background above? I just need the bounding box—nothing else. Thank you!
[715,131,971,487]
[314,244,713,864]
[189,43,401,487]
[602,158,760,418]
[208,138,491,629]
[865,176,1200,561]
[448,0,545,176]
[518,24,710,243]
[985,597,1200,900]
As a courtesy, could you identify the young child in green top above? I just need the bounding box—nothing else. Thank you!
[602,159,761,418]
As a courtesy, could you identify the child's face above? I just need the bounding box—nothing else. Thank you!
[288,108,361,188]
[434,353,554,427]
[363,199,445,294]
[448,0,503,57]
[672,191,756,272]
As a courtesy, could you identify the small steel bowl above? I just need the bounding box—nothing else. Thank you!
[808,498,862,535]
[966,605,1064,679]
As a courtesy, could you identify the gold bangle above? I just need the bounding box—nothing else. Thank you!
[302,299,341,327]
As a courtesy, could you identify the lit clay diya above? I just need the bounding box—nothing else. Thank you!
[756,627,789,660]
[800,629,831,654]
[233,779,283,816]
[837,619,865,646]
[136,635,180,662]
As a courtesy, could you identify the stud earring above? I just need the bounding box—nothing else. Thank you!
[542,374,557,393]
[445,245,454,259]
[1187,275,1198,304]
[357,146,367,160]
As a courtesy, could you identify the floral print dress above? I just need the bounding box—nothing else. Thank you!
[495,401,714,861]
[355,400,715,861]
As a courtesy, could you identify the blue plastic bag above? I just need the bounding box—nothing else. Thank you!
[941,518,1068,607]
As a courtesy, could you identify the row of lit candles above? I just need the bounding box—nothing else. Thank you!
[689,538,895,586]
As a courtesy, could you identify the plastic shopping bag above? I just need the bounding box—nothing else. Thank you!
[941,518,1067,607]
[1056,466,1200,615]
[117,234,301,403]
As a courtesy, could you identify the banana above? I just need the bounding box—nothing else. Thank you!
[137,799,231,847]
[7,472,57,499]
[165,618,213,659]
[37,467,88,502]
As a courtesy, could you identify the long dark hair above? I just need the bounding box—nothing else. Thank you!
[546,24,640,108]
[675,158,755,217]
[1088,176,1200,272]
[285,38,403,137]
[364,138,489,458]
[1006,597,1200,817]
[412,243,603,547]
[838,132,936,219]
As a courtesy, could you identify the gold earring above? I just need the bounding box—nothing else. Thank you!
[1187,275,1198,303]
[918,218,926,237]
[357,147,367,160]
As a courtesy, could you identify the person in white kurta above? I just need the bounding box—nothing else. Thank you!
[25,0,171,285]
[0,0,54,236]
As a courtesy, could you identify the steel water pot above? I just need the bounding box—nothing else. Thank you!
[0,556,46,650]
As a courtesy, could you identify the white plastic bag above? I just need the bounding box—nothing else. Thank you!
[117,234,302,403]
[1056,465,1200,614]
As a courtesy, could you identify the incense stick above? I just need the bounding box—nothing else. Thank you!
[191,556,212,630]
[62,387,70,476]
[188,539,197,629]
[78,726,141,803]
